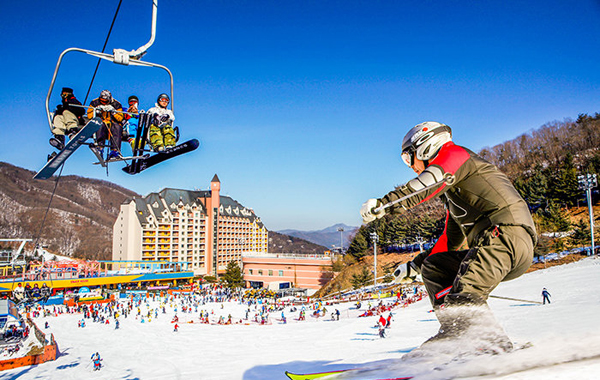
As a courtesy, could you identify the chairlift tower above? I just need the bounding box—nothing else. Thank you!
[578,174,597,256]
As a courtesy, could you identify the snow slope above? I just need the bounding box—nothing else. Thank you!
[3,257,600,380]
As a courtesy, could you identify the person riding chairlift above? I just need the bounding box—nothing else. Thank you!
[87,90,124,160]
[147,93,176,152]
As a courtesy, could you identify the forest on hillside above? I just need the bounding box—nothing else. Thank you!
[0,162,139,260]
[347,113,600,259]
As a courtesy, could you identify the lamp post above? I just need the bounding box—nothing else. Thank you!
[337,227,344,253]
[578,173,597,256]
[415,234,425,253]
[370,232,379,286]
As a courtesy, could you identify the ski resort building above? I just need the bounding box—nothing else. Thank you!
[242,252,334,292]
[112,175,268,277]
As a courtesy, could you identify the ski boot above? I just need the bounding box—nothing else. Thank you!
[404,304,513,360]
[49,134,65,150]
[108,150,122,160]
[66,127,80,139]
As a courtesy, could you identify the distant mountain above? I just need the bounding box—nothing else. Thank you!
[0,161,329,260]
[277,223,359,250]
[268,231,329,254]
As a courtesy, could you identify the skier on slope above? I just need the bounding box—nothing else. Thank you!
[378,315,387,338]
[360,122,537,354]
[91,352,102,371]
[542,288,551,304]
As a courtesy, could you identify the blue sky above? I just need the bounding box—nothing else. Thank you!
[1,0,599,231]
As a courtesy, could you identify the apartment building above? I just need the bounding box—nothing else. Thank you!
[113,175,268,276]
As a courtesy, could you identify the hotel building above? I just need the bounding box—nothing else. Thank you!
[112,175,268,276]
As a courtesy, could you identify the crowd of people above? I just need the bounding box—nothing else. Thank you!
[18,283,426,333]
[48,87,178,160]
[2,283,429,370]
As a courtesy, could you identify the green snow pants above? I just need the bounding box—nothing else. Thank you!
[149,123,176,150]
[420,225,534,308]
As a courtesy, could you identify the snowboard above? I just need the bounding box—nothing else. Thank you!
[34,117,102,179]
[122,138,199,175]
[285,369,411,380]
[286,342,600,380]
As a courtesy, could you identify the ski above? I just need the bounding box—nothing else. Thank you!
[129,112,151,174]
[122,138,200,175]
[34,117,102,179]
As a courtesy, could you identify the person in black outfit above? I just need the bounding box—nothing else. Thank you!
[50,87,85,150]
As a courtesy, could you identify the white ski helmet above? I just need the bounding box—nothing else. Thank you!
[401,121,452,166]
[100,90,112,102]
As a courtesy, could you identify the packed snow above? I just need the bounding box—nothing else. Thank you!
[3,257,600,379]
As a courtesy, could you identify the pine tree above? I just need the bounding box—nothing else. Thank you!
[570,219,591,247]
[515,168,548,208]
[347,227,368,259]
[221,260,244,289]
[536,201,571,232]
[534,235,553,258]
[549,153,579,206]
[350,267,373,289]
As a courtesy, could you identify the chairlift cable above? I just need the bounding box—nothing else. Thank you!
[36,0,123,263]
[83,0,124,105]
[29,0,126,292]
[13,164,65,299]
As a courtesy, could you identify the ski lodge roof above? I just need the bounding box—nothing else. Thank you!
[126,188,264,228]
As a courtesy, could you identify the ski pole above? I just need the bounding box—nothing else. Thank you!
[489,294,542,305]
[373,172,455,214]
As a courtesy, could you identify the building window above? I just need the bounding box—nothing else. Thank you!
[258,270,263,276]
[268,270,273,276]
[279,270,283,276]
[249,269,253,275]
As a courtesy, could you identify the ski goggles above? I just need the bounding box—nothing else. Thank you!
[401,150,414,167]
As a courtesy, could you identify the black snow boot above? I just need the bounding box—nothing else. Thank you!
[49,134,65,150]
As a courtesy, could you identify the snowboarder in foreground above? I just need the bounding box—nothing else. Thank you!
[361,122,537,356]
[542,288,551,304]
